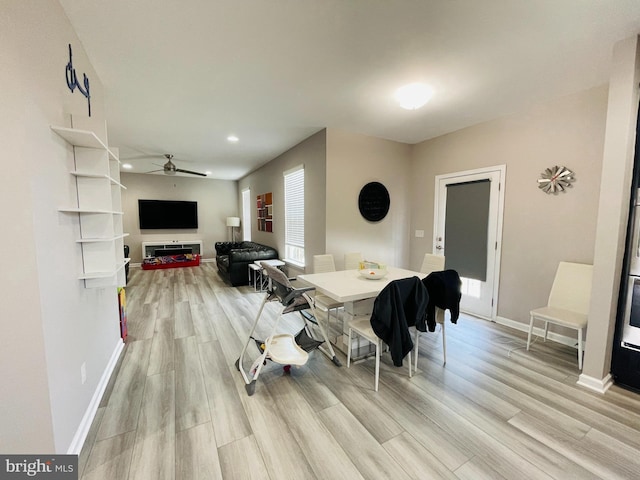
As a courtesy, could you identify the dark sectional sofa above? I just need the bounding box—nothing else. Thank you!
[215,241,279,286]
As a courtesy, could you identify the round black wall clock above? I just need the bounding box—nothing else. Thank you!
[358,182,390,222]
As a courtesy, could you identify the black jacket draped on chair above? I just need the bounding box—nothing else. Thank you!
[370,277,429,367]
[420,270,462,332]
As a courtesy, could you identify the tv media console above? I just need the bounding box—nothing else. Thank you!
[142,240,203,258]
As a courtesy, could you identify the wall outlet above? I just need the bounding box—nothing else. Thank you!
[415,230,425,238]
[81,362,87,385]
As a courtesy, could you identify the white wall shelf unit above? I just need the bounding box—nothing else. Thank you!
[79,271,119,280]
[52,115,128,288]
[75,233,130,243]
[50,125,106,149]
[59,208,123,214]
[69,171,127,189]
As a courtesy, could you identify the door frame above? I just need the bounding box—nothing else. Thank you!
[433,165,506,320]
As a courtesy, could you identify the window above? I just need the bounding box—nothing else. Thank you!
[460,277,481,298]
[284,166,304,266]
[242,188,251,241]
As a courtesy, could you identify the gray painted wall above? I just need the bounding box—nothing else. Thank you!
[238,130,327,273]
[121,172,238,263]
[409,85,608,331]
[326,130,412,270]
[1,1,122,453]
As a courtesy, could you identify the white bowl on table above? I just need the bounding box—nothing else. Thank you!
[358,268,388,280]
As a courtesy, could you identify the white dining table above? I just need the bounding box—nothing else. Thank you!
[297,267,424,354]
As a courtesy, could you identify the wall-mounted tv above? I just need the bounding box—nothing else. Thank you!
[138,199,198,229]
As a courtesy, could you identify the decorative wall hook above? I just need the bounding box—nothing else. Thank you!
[65,44,91,116]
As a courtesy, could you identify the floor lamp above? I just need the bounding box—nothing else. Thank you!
[226,217,240,242]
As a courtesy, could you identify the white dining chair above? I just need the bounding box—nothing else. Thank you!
[346,278,425,392]
[416,253,447,370]
[527,261,593,370]
[420,253,445,275]
[344,252,363,270]
[347,317,412,392]
[312,254,343,340]
[313,254,336,273]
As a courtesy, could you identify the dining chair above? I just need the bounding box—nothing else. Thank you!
[312,254,343,340]
[420,253,445,275]
[344,252,363,270]
[416,253,447,369]
[527,261,593,370]
[347,277,428,392]
[313,254,336,273]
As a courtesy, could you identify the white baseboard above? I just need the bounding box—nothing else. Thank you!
[577,373,614,393]
[67,339,125,454]
[495,315,580,349]
[495,315,613,394]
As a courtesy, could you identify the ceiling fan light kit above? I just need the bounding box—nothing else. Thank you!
[148,154,207,177]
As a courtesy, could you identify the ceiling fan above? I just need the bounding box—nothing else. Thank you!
[149,154,207,177]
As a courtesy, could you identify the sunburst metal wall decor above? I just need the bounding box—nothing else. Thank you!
[537,165,575,194]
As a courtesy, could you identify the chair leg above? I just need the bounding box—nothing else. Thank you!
[544,321,549,342]
[347,328,352,368]
[327,307,335,343]
[578,328,583,370]
[414,328,420,373]
[441,320,446,365]
[374,340,380,392]
[527,315,534,350]
[408,350,412,378]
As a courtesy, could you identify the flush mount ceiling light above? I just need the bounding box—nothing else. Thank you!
[227,135,239,143]
[122,163,132,169]
[394,83,434,110]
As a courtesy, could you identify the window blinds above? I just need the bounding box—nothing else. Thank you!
[242,188,251,241]
[284,166,304,263]
[444,179,490,281]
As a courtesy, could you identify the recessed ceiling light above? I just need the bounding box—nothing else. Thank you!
[122,163,133,169]
[394,83,434,110]
[205,171,212,176]
[227,135,239,143]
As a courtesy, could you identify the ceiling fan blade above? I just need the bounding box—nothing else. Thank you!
[175,168,207,177]
[144,169,164,174]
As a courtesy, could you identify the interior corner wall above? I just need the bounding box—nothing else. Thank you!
[121,172,238,263]
[325,129,412,270]
[409,86,608,332]
[583,35,640,381]
[0,3,53,451]
[0,1,122,453]
[238,130,327,270]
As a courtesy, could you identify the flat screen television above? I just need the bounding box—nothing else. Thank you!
[138,199,198,229]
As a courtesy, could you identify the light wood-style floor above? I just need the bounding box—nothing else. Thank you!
[79,262,640,479]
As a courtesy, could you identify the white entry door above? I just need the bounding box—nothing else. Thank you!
[434,166,505,319]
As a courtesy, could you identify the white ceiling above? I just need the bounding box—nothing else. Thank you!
[59,0,640,180]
